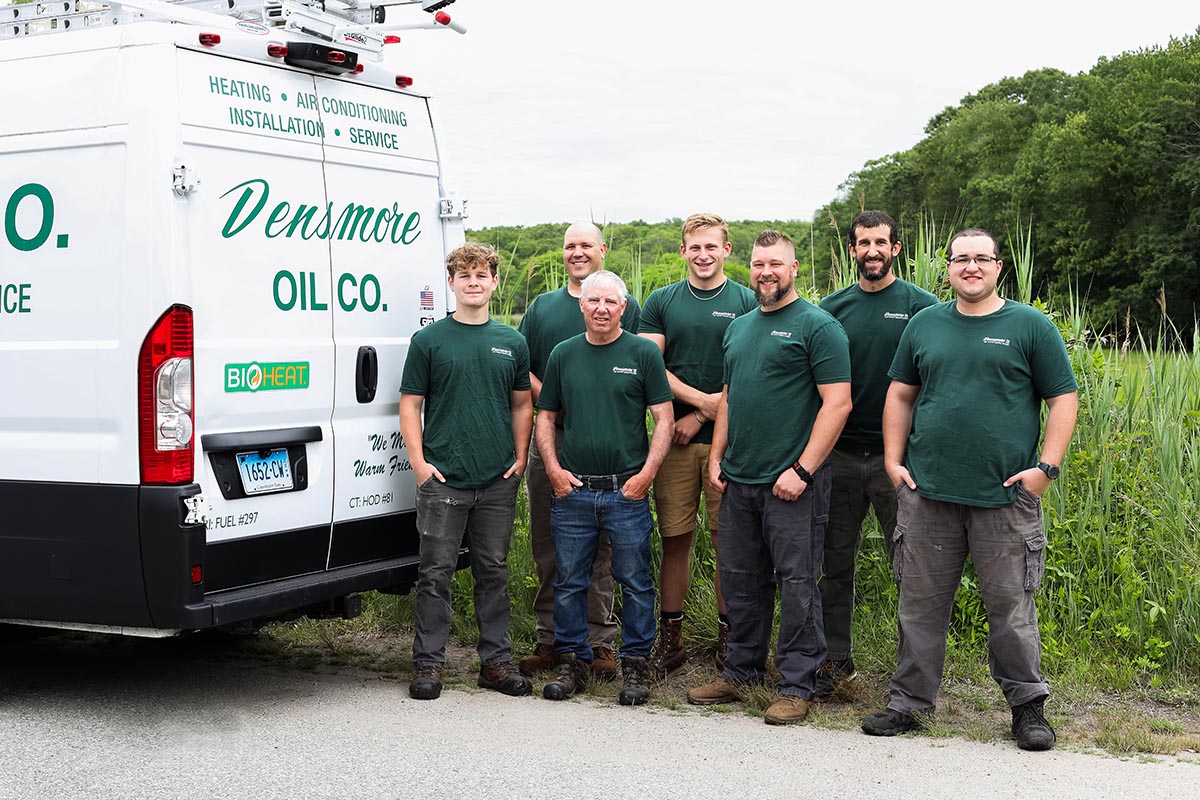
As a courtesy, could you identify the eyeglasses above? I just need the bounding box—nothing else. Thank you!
[948,254,998,266]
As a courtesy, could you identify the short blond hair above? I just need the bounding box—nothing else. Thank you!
[682,213,729,244]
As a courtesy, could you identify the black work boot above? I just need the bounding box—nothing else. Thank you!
[649,614,687,680]
[408,666,443,700]
[619,656,652,706]
[542,654,590,701]
[1012,697,1056,751]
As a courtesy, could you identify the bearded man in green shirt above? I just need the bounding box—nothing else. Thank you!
[861,229,1078,751]
[686,230,852,725]
[815,211,937,699]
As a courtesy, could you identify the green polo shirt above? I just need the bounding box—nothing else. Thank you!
[400,317,531,488]
[721,299,851,484]
[820,279,938,453]
[537,331,673,475]
[640,278,758,444]
[889,300,1078,508]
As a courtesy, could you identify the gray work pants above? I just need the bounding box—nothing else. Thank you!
[717,465,831,699]
[527,440,618,649]
[888,484,1050,712]
[412,474,521,668]
[820,447,899,661]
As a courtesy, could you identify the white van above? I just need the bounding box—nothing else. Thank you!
[0,0,469,634]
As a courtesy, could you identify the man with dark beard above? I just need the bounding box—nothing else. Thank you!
[685,230,851,725]
[812,211,937,700]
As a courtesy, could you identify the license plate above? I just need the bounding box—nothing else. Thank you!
[235,448,294,495]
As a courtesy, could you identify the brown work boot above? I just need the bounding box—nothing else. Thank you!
[590,646,618,681]
[714,616,730,672]
[543,654,590,701]
[686,677,740,706]
[478,662,533,697]
[650,614,687,680]
[408,665,443,700]
[518,643,556,676]
[764,695,811,725]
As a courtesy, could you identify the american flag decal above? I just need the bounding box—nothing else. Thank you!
[420,287,435,309]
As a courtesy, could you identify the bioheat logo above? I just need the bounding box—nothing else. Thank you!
[219,178,422,245]
[226,362,311,392]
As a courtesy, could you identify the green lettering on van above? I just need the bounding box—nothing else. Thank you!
[4,183,57,252]
[219,178,421,245]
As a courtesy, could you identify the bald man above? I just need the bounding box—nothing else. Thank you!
[518,222,642,680]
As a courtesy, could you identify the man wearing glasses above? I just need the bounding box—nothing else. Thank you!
[861,229,1078,751]
[815,211,937,700]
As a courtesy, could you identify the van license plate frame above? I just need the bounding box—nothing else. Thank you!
[235,448,294,495]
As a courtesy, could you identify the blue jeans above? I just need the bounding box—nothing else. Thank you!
[550,487,656,660]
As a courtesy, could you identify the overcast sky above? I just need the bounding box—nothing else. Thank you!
[392,0,1200,229]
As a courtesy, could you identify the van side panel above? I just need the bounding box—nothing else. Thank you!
[316,79,445,567]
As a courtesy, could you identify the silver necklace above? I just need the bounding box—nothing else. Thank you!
[686,278,728,301]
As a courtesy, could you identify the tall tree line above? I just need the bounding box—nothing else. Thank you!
[816,30,1200,339]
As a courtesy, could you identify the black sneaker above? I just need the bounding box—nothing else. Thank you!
[861,708,924,736]
[478,662,533,697]
[408,666,443,700]
[1012,697,1056,751]
[619,656,651,706]
[813,657,857,700]
[543,654,590,701]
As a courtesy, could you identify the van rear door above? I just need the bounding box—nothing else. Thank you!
[176,51,336,592]
[314,78,447,568]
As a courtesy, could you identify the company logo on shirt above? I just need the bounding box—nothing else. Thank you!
[884,312,910,320]
[612,366,639,375]
[982,337,1011,347]
[712,311,737,319]
[770,330,792,338]
[491,347,514,358]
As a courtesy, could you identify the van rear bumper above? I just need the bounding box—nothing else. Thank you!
[0,479,424,631]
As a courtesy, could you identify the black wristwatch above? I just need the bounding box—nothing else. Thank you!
[1037,462,1060,480]
[792,461,813,483]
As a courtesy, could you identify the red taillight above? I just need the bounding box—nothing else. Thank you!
[395,75,414,88]
[354,64,364,74]
[267,43,288,58]
[138,305,194,485]
[191,565,204,585]
[383,35,401,45]
[327,50,347,65]
[199,33,220,47]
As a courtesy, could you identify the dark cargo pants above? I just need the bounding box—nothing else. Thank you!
[887,484,1050,712]
[819,447,899,661]
[412,473,521,668]
[717,464,831,699]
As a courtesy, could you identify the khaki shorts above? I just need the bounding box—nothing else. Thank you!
[653,442,721,537]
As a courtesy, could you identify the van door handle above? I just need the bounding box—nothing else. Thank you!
[356,346,378,403]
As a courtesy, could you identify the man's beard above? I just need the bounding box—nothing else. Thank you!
[857,252,894,283]
[754,273,794,307]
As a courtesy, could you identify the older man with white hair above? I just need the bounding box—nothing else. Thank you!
[518,222,642,681]
[535,269,674,706]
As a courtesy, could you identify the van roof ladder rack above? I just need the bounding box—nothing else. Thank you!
[0,0,466,62]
